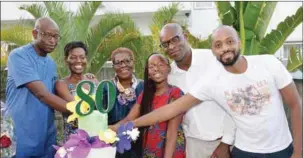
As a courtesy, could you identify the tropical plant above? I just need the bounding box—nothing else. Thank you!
[1,45,7,101]
[1,43,8,69]
[149,2,303,71]
[1,2,145,78]
[287,47,303,72]
[149,3,180,54]
[214,2,303,56]
[147,2,210,60]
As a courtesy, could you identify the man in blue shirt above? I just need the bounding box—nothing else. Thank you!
[6,17,69,158]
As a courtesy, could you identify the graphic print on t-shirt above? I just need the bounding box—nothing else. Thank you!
[224,80,271,115]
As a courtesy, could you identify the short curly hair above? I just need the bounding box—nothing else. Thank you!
[64,41,88,57]
[111,47,135,62]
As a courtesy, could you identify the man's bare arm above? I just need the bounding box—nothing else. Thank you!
[133,93,200,127]
[109,104,141,132]
[280,82,302,156]
[55,80,74,102]
[26,81,69,113]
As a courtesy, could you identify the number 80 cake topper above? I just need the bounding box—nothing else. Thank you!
[75,80,116,116]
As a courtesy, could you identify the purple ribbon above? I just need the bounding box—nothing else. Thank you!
[53,129,111,158]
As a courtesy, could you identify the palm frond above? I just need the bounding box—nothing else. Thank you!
[1,44,8,68]
[88,32,141,74]
[19,3,48,19]
[150,3,180,29]
[43,2,72,30]
[40,2,75,74]
[1,24,33,47]
[134,36,153,79]
[85,13,127,62]
[75,2,102,40]
[149,2,180,53]
[119,14,139,32]
[186,30,211,49]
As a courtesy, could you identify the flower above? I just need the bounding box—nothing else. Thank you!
[117,122,134,135]
[116,122,136,153]
[116,135,131,154]
[0,134,12,148]
[126,128,140,141]
[54,129,110,158]
[66,90,95,122]
[57,147,67,158]
[98,129,117,144]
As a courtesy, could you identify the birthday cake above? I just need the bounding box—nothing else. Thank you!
[54,80,139,158]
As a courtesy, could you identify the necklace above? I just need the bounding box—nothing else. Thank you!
[114,76,138,105]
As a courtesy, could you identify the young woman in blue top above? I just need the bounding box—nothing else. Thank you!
[55,41,98,143]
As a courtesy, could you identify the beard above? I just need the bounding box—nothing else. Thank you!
[218,50,240,66]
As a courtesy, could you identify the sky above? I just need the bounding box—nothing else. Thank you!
[1,2,178,21]
[1,2,80,20]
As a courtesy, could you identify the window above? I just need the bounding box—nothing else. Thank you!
[193,2,215,10]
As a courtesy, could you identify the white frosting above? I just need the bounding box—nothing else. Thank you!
[86,147,116,158]
[64,147,116,158]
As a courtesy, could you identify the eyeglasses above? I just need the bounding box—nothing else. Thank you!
[148,63,168,70]
[36,29,61,40]
[159,34,182,48]
[113,58,133,67]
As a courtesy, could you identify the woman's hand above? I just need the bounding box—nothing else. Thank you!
[84,73,96,80]
[83,73,99,89]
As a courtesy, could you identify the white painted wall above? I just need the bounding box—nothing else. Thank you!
[2,2,301,42]
[129,12,190,35]
[100,2,191,14]
[101,2,302,42]
[187,6,219,39]
[267,2,303,42]
[1,2,302,78]
[184,2,303,42]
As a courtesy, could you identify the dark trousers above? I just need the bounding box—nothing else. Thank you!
[231,144,293,158]
[115,141,140,158]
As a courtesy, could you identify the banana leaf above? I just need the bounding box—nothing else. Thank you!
[244,35,258,55]
[215,2,237,25]
[243,2,277,41]
[287,47,303,72]
[239,1,246,54]
[258,6,303,54]
[234,1,248,30]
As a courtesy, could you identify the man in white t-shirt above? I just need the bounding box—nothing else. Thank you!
[159,23,235,158]
[133,25,302,158]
